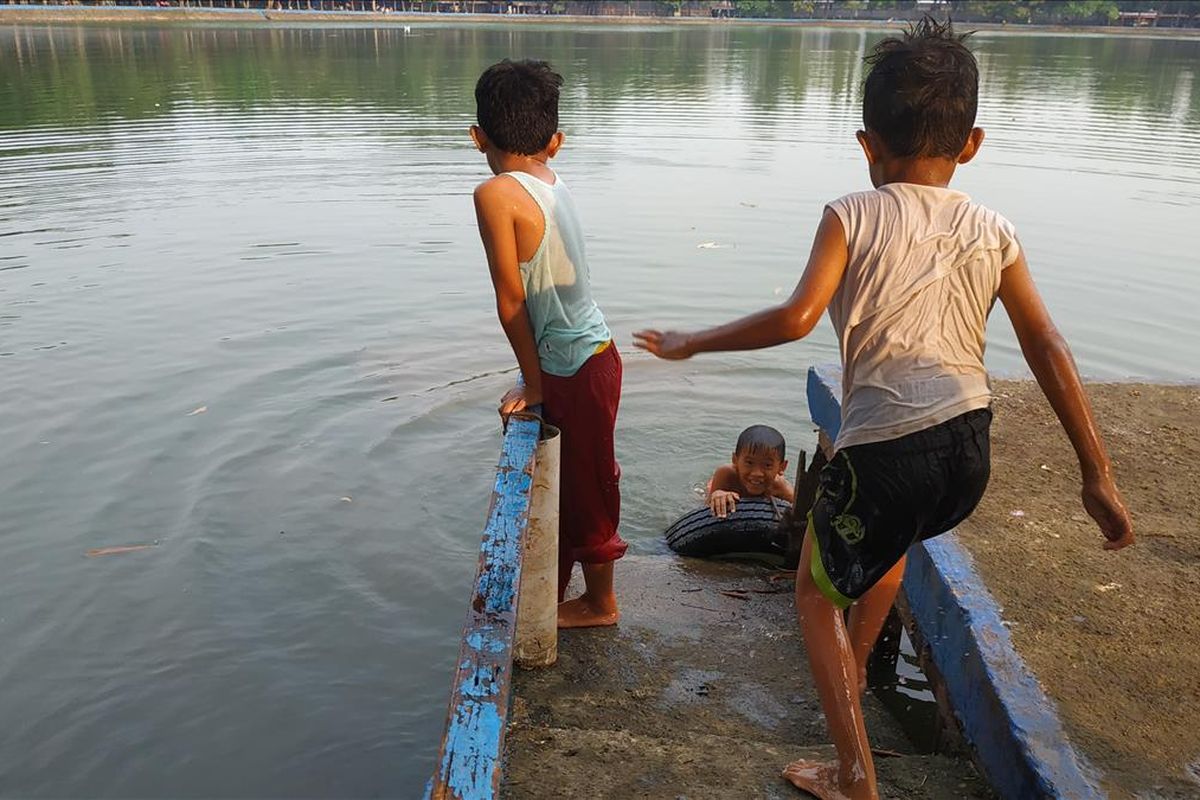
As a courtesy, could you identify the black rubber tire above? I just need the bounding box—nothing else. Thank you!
[665,498,792,558]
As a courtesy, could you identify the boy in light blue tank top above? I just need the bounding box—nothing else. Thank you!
[470,59,627,629]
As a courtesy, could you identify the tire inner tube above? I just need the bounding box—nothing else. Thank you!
[665,497,792,559]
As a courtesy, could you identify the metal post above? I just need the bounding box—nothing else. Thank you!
[515,424,559,668]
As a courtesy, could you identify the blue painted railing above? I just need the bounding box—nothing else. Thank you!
[426,415,541,800]
[805,365,1103,800]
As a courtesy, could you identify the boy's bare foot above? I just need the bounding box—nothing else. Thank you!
[557,596,619,628]
[782,759,871,800]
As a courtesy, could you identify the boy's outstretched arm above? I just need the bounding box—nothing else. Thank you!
[634,209,848,359]
[998,251,1134,550]
[474,179,543,415]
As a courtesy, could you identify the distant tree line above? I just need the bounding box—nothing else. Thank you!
[12,0,1200,28]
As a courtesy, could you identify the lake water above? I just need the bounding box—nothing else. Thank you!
[1,20,1197,798]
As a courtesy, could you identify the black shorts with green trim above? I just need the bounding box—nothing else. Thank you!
[808,407,992,609]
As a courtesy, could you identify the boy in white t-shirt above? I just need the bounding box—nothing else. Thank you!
[635,18,1133,800]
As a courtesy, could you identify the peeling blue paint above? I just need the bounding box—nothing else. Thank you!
[458,664,501,699]
[426,415,540,800]
[807,365,1104,800]
[439,699,504,798]
[465,630,507,655]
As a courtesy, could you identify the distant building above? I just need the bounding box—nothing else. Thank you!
[1117,9,1196,27]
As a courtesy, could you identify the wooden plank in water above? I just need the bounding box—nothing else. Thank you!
[426,416,540,800]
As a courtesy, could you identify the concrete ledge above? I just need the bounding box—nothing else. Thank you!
[806,365,1103,800]
[504,555,994,799]
[805,362,844,441]
[427,416,540,800]
[904,538,1102,799]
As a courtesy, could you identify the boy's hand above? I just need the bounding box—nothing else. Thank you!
[1082,476,1134,550]
[499,385,542,419]
[709,490,740,519]
[633,330,693,360]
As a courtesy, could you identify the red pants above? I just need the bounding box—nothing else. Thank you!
[540,343,627,599]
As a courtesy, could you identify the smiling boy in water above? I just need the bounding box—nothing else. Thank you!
[636,19,1133,800]
[470,59,626,629]
[707,425,794,518]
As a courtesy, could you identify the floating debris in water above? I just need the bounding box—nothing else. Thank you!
[696,241,724,249]
[1010,509,1026,517]
[1095,582,1122,593]
[187,405,207,416]
[87,544,154,557]
[340,496,353,503]
[871,747,903,759]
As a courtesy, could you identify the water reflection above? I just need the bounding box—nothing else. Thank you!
[3,25,1198,129]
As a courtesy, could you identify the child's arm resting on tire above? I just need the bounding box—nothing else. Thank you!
[708,464,742,518]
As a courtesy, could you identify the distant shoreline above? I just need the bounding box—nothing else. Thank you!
[3,4,1200,38]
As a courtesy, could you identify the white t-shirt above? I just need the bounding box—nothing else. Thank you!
[825,183,1021,451]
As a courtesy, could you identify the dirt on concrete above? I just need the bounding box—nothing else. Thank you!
[502,555,990,800]
[955,380,1200,799]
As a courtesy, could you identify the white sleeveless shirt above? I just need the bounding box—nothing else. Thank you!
[825,183,1020,450]
[504,170,611,378]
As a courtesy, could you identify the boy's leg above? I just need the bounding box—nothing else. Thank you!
[784,527,877,800]
[785,411,992,797]
[848,555,906,695]
[558,561,619,628]
[553,345,626,629]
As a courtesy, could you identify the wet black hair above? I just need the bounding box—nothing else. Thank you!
[735,425,786,462]
[474,59,563,156]
[862,17,978,159]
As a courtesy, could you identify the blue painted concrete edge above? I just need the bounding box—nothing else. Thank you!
[426,416,540,800]
[905,539,1103,798]
[806,365,1103,800]
[806,363,843,443]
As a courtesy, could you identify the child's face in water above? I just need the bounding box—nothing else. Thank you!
[732,448,786,497]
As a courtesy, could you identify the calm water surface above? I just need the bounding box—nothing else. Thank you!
[1,22,1198,797]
